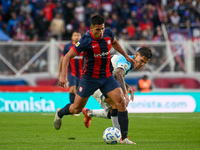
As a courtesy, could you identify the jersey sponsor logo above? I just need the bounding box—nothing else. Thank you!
[75,42,80,47]
[94,51,110,57]
[79,86,83,92]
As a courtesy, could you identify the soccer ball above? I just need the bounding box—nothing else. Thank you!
[103,127,121,144]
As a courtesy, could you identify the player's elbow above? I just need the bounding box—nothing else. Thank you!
[63,54,71,63]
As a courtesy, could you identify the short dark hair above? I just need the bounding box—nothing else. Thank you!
[72,30,81,34]
[137,47,152,59]
[91,15,105,26]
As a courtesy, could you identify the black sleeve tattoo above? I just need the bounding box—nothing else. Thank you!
[114,68,126,92]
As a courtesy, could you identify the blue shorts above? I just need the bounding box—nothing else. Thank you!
[67,75,80,87]
[77,75,121,98]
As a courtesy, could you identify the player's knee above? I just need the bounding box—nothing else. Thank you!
[116,95,126,110]
[117,97,125,106]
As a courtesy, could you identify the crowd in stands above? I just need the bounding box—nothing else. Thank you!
[0,0,199,41]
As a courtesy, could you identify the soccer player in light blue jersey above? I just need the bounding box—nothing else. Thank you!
[83,47,152,139]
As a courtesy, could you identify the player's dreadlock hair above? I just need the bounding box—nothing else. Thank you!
[91,15,105,26]
[137,47,153,59]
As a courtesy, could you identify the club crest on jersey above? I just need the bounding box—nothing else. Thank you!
[75,42,80,47]
[79,86,83,92]
[107,40,111,45]
[124,64,128,68]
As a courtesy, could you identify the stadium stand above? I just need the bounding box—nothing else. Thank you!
[0,0,199,41]
[0,1,200,90]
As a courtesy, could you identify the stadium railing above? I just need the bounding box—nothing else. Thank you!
[0,39,200,90]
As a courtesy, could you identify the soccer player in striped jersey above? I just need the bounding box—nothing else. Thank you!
[82,47,152,137]
[57,31,83,106]
[54,15,136,144]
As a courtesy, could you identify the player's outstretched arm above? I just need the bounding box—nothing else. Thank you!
[111,39,136,67]
[111,39,128,58]
[59,49,77,89]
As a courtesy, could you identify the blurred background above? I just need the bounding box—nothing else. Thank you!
[0,0,200,113]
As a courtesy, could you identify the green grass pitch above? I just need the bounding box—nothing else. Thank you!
[0,113,199,150]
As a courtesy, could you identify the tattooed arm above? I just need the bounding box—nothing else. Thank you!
[114,68,126,91]
[114,68,129,106]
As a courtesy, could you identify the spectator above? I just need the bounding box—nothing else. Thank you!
[26,23,38,41]
[101,0,113,12]
[35,10,48,40]
[74,1,85,22]
[43,0,55,23]
[64,24,73,40]
[126,18,136,40]
[71,13,80,30]
[159,4,168,20]
[78,22,89,35]
[111,13,121,32]
[133,26,142,40]
[64,1,75,25]
[6,12,19,36]
[192,0,200,15]
[153,26,165,41]
[85,1,96,27]
[20,0,32,15]
[16,28,26,41]
[53,2,64,17]
[103,11,112,28]
[177,0,187,23]
[23,13,34,30]
[142,25,154,41]
[148,4,160,28]
[33,2,44,19]
[139,13,153,31]
[137,75,152,92]
[49,13,65,40]
[17,10,26,22]
[170,11,180,28]
[120,3,131,27]
[192,17,200,27]
[7,0,21,15]
[130,10,138,27]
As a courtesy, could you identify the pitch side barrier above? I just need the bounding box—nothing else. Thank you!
[0,90,199,113]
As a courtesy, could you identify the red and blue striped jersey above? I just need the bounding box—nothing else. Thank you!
[62,41,84,78]
[72,28,115,78]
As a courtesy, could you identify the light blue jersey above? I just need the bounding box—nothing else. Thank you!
[111,55,134,76]
[92,54,134,109]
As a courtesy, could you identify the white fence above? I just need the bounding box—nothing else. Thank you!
[0,39,200,87]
